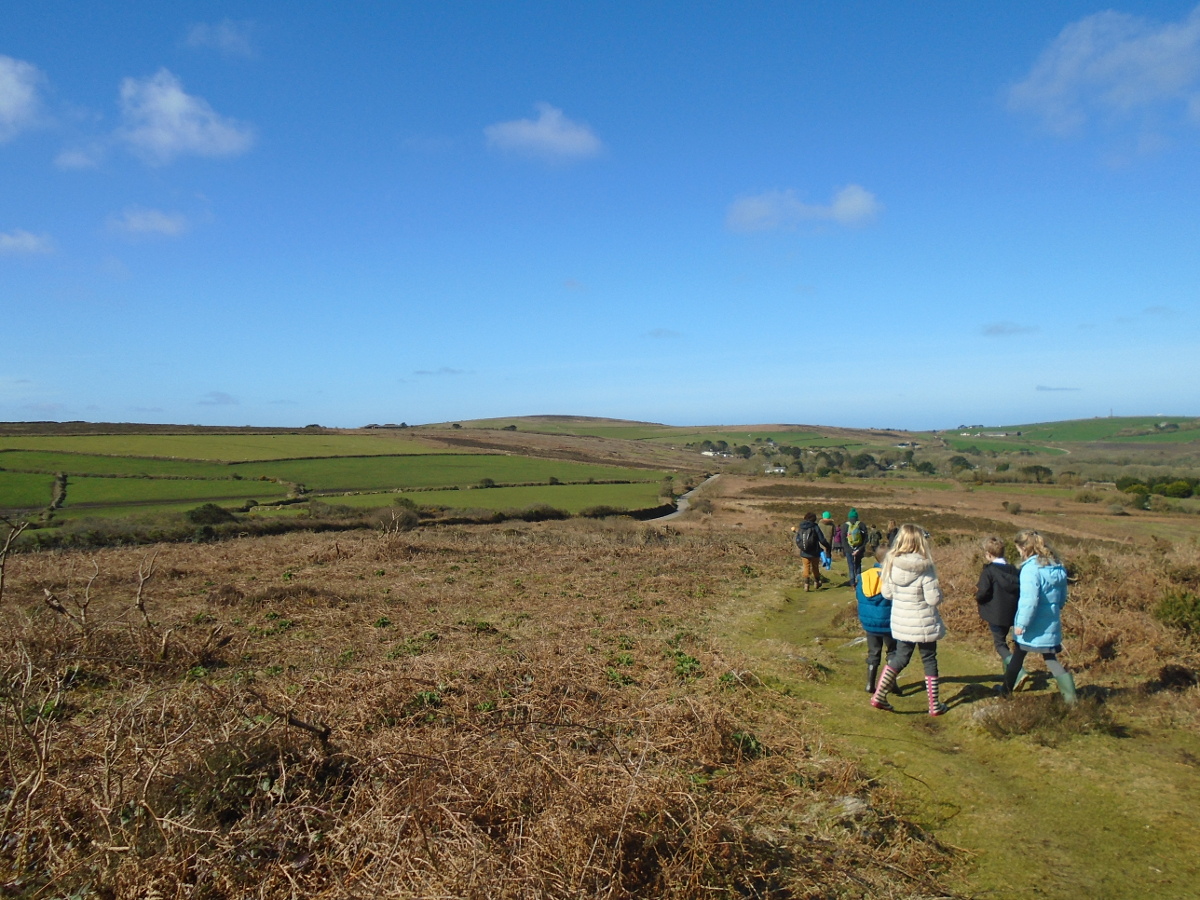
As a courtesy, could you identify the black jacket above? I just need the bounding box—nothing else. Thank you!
[975,562,1019,628]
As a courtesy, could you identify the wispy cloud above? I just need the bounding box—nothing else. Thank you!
[0,55,43,142]
[414,367,466,376]
[647,328,681,339]
[726,185,882,232]
[1009,7,1200,137]
[563,279,586,291]
[0,229,54,256]
[198,391,238,406]
[118,69,255,165]
[982,322,1037,337]
[107,207,189,237]
[55,146,104,169]
[1144,304,1178,316]
[1036,385,1081,392]
[185,20,256,59]
[485,103,603,162]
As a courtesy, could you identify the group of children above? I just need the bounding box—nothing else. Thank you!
[846,522,1075,715]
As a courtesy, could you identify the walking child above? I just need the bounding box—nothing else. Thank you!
[1001,530,1076,703]
[844,508,868,588]
[870,523,949,715]
[856,544,895,693]
[975,535,1026,688]
[794,512,832,591]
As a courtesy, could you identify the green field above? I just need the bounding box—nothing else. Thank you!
[0,471,57,510]
[66,477,289,507]
[0,431,668,524]
[991,416,1200,443]
[0,450,236,478]
[0,432,444,461]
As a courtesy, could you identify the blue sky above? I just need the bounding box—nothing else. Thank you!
[3,1,1198,430]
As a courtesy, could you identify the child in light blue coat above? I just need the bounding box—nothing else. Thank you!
[1000,530,1076,703]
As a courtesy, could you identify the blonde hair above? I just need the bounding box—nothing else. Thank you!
[1014,529,1058,565]
[882,523,933,583]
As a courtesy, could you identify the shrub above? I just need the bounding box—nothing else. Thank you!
[580,505,630,519]
[1154,591,1200,635]
[186,503,238,525]
[1002,501,1022,515]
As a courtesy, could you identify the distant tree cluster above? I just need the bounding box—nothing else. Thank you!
[1117,474,1197,499]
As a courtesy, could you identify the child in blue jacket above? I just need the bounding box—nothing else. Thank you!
[1001,530,1076,703]
[856,545,894,693]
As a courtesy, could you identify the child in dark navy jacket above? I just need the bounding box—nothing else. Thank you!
[856,545,894,693]
[975,535,1023,684]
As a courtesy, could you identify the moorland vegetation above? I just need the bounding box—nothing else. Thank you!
[2,415,1199,897]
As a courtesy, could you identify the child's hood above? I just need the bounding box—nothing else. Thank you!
[1038,561,1068,592]
[888,553,932,587]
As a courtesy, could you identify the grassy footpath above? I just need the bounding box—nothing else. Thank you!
[724,564,1200,900]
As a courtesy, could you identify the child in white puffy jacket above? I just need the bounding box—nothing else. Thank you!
[869,524,949,716]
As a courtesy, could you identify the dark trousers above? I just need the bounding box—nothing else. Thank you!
[866,632,896,667]
[888,640,939,677]
[988,623,1012,661]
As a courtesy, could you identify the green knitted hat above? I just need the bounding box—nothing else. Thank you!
[848,508,858,519]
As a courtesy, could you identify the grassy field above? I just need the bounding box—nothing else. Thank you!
[992,416,1200,443]
[0,431,670,526]
[0,432,444,461]
[0,471,56,510]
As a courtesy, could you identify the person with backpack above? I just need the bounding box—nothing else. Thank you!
[843,509,868,589]
[818,512,836,570]
[794,511,831,591]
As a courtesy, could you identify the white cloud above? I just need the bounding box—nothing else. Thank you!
[726,185,882,232]
[185,20,256,58]
[1009,7,1200,136]
[118,69,254,164]
[484,103,603,162]
[198,391,238,406]
[107,207,190,237]
[0,229,54,255]
[982,322,1037,337]
[0,55,43,142]
[55,146,104,169]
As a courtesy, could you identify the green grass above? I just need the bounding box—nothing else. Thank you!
[0,450,235,478]
[66,477,288,506]
[319,482,665,514]
[0,471,56,510]
[0,433,445,461]
[992,416,1200,443]
[733,570,1200,900]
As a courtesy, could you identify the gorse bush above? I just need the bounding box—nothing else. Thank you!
[1154,591,1200,635]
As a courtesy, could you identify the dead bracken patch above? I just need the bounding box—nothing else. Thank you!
[0,521,956,899]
